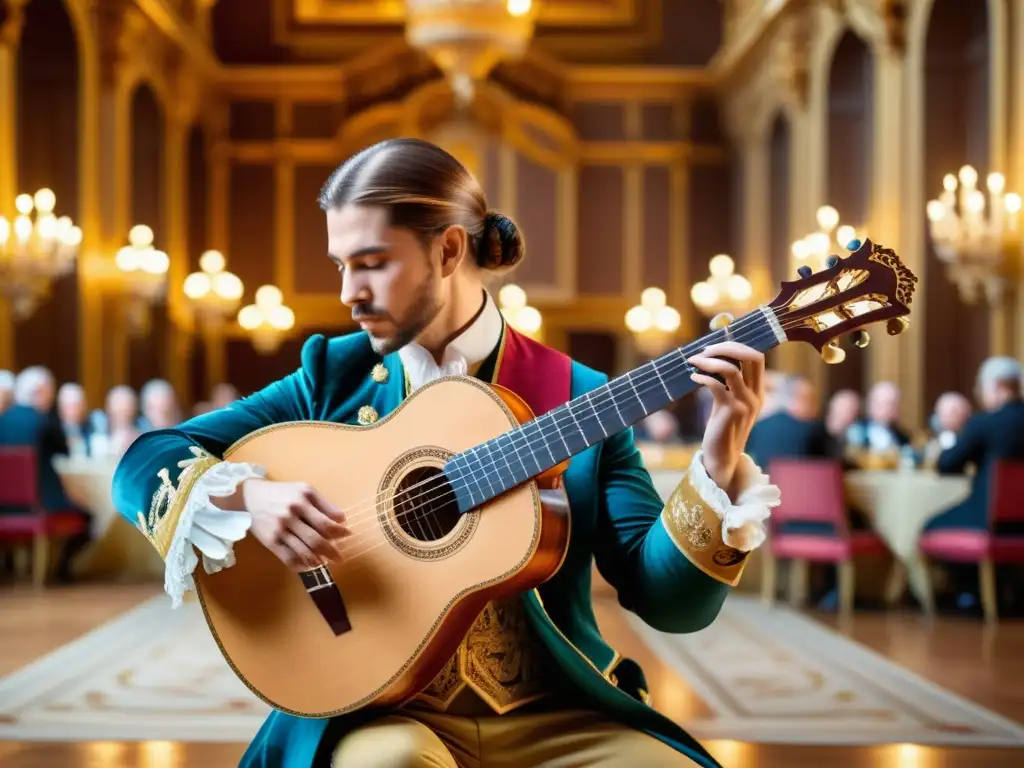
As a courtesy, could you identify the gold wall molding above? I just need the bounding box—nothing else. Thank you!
[1013,0,1024,363]
[290,0,638,26]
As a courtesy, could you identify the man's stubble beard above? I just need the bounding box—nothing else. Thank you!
[366,279,443,356]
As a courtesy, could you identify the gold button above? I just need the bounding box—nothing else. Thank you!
[371,363,389,384]
[357,405,379,425]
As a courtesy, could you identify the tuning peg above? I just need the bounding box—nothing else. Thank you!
[710,312,734,330]
[825,254,841,269]
[851,330,870,348]
[797,265,813,278]
[821,341,846,364]
[886,317,910,336]
[846,238,862,251]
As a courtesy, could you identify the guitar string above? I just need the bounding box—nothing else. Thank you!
[329,324,783,558]
[306,305,837,551]
[294,306,832,560]
[308,307,776,538]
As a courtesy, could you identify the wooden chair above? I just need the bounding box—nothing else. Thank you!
[919,460,1024,623]
[0,447,88,587]
[762,458,889,621]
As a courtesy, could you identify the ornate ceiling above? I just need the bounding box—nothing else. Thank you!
[210,0,724,67]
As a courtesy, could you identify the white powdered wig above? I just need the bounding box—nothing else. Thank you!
[13,366,54,406]
[977,356,1022,388]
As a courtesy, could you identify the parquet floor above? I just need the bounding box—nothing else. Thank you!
[1,583,1022,767]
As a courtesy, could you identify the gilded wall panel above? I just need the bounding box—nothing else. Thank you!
[641,164,671,290]
[576,165,625,295]
[292,163,336,295]
[227,163,276,300]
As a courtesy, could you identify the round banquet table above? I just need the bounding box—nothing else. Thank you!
[844,469,971,606]
[53,455,164,581]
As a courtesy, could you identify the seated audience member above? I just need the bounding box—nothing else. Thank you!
[927,357,1024,532]
[759,370,786,420]
[57,383,91,457]
[924,357,1024,610]
[825,388,861,445]
[138,379,181,431]
[209,383,240,410]
[921,391,972,467]
[633,409,680,444]
[0,369,13,414]
[104,385,141,457]
[746,375,831,470]
[848,381,910,452]
[0,367,91,582]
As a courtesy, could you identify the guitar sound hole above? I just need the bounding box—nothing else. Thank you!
[393,466,461,542]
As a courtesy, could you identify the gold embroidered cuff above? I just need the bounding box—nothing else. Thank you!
[660,467,750,587]
[135,446,222,560]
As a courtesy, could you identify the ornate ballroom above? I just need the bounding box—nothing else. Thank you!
[1,1,1023,766]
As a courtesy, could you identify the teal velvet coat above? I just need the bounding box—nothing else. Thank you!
[111,329,732,768]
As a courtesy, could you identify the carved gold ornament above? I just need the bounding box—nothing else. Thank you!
[357,405,379,425]
[371,363,389,384]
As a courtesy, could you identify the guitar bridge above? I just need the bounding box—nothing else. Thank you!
[298,566,352,636]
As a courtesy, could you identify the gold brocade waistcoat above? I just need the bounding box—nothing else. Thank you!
[410,596,558,715]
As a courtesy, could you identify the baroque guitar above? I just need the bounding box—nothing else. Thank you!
[194,239,918,717]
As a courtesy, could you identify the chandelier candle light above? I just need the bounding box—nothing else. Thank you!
[115,224,169,335]
[0,189,82,320]
[238,285,296,355]
[791,205,863,273]
[926,165,1022,304]
[690,254,753,318]
[497,283,542,340]
[183,250,244,325]
[625,287,682,357]
[404,0,536,105]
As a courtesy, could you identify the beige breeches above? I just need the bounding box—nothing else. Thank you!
[331,708,693,767]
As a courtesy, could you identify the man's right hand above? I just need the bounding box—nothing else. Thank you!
[241,479,350,572]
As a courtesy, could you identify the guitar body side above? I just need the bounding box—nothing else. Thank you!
[194,376,571,719]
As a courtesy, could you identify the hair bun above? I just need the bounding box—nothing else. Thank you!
[479,210,525,270]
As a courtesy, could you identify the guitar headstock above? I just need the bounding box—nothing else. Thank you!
[767,239,917,363]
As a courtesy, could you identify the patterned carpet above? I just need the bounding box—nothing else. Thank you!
[1,595,1023,746]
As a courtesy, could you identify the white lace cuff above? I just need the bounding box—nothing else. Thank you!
[687,450,781,551]
[163,461,265,608]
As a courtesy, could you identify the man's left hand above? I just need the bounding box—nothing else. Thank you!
[687,342,766,497]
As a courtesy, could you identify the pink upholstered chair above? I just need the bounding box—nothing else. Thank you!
[0,447,88,587]
[919,460,1024,623]
[762,458,889,620]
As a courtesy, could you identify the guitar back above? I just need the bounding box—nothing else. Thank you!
[194,376,565,718]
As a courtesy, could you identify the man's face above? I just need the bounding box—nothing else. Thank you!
[868,385,900,424]
[58,395,86,424]
[107,392,137,428]
[327,204,443,356]
[827,391,860,432]
[789,380,818,421]
[936,394,971,431]
[34,382,55,413]
[144,393,178,429]
[0,387,12,413]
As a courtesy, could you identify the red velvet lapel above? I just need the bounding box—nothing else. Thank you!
[494,326,573,416]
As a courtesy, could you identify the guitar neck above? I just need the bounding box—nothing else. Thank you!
[444,305,787,513]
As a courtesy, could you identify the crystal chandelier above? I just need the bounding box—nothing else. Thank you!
[115,224,169,336]
[497,283,542,339]
[791,205,864,273]
[183,250,244,326]
[926,165,1022,304]
[238,285,296,355]
[0,189,82,320]
[625,287,682,357]
[405,0,537,105]
[690,254,753,318]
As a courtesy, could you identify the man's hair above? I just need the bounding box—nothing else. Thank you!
[977,356,1022,393]
[0,369,13,391]
[319,138,525,273]
[14,366,54,406]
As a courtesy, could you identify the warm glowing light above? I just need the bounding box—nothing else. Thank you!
[926,200,945,222]
[14,193,32,215]
[236,284,295,350]
[129,224,154,248]
[943,173,957,192]
[625,305,652,333]
[987,172,1005,194]
[515,305,541,333]
[959,164,978,187]
[689,281,719,308]
[268,304,295,330]
[507,0,531,16]
[199,249,225,274]
[237,304,263,330]
[255,284,283,308]
[627,286,681,354]
[641,286,666,309]
[33,188,55,214]
[816,205,839,231]
[654,305,681,332]
[212,272,244,300]
[1006,193,1022,214]
[498,283,527,310]
[708,253,734,278]
[791,239,809,260]
[836,225,857,248]
[183,272,211,299]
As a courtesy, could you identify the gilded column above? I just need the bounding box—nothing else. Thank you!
[68,0,104,405]
[988,0,1014,357]
[204,105,230,392]
[164,112,192,405]
[0,0,25,371]
[1012,0,1024,362]
[623,102,643,301]
[866,44,907,389]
